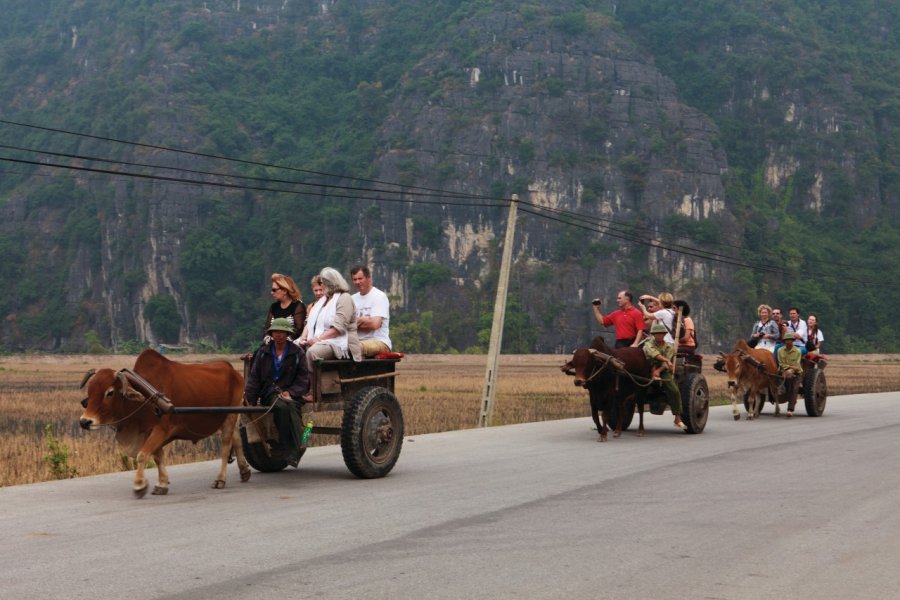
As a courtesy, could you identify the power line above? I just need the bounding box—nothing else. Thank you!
[0,118,856,269]
[0,141,503,206]
[0,118,498,201]
[518,205,894,289]
[0,155,503,209]
[0,118,889,285]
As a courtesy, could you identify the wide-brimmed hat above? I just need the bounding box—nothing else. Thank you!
[267,317,294,334]
[673,299,691,317]
[782,331,797,342]
[650,321,669,334]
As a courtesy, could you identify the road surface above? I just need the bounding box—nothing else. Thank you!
[3,392,899,599]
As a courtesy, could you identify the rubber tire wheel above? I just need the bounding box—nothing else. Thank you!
[679,373,709,434]
[240,426,300,473]
[341,386,403,479]
[803,368,827,417]
[605,396,635,431]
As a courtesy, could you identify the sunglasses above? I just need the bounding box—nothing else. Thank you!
[271,288,282,293]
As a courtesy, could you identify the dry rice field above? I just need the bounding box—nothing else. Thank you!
[2,352,899,488]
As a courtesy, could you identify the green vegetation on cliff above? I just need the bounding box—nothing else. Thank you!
[0,0,897,352]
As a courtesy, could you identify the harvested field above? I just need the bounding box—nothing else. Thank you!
[1,353,898,487]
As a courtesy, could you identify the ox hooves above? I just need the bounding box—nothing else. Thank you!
[240,470,251,483]
[133,483,148,499]
[211,480,226,490]
[612,431,621,438]
[597,435,608,443]
[152,485,169,495]
[733,414,741,421]
[746,415,754,420]
[637,431,644,437]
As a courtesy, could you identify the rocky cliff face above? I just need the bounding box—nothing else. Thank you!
[370,8,738,351]
[0,0,895,352]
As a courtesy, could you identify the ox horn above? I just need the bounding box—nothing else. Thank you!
[79,368,96,389]
[116,370,130,394]
[588,349,604,359]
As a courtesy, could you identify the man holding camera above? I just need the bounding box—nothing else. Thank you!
[591,290,645,348]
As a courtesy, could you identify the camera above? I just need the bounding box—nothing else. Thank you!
[591,298,601,306]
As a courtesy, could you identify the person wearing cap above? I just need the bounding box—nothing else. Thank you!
[776,330,803,417]
[591,290,645,348]
[244,317,310,466]
[641,320,687,430]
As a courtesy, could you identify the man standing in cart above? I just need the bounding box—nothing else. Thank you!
[591,290,645,348]
[351,265,392,357]
[245,318,310,466]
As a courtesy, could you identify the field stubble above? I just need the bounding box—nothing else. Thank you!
[1,353,898,487]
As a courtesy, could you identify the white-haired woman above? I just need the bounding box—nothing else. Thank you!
[297,268,361,373]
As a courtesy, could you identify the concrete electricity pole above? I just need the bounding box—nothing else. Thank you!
[479,194,518,427]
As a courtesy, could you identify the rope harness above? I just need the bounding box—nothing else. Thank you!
[588,350,656,388]
[734,348,785,383]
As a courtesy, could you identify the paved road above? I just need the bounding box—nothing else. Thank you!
[3,392,900,599]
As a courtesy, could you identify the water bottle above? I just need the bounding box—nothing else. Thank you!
[300,419,314,445]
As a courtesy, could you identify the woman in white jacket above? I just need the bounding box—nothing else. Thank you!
[297,267,362,370]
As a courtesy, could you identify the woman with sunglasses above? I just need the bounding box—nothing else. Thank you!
[263,273,306,342]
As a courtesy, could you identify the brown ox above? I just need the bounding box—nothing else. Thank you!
[562,337,651,441]
[718,340,779,420]
[79,349,250,497]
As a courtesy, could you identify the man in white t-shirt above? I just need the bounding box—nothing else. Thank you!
[350,265,392,357]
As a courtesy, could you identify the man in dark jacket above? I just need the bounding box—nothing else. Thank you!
[244,318,310,466]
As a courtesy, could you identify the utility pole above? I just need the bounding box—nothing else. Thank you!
[479,194,518,427]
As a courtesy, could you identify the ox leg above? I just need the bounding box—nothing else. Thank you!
[612,397,623,439]
[772,388,780,417]
[133,428,169,498]
[636,397,645,437]
[212,414,244,489]
[748,389,758,421]
[730,389,741,421]
[598,410,609,443]
[152,447,169,495]
[233,424,251,483]
[730,391,743,421]
[589,390,607,442]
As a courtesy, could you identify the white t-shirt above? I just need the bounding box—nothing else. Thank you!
[653,308,675,344]
[786,319,808,344]
[352,287,392,349]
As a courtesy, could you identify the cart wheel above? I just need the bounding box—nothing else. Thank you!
[605,396,635,431]
[803,368,827,417]
[240,427,300,473]
[341,386,403,479]
[679,373,709,434]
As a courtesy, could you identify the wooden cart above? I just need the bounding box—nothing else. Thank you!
[605,352,710,434]
[238,356,404,478]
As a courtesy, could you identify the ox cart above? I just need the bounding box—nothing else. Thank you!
[238,357,404,479]
[606,352,710,434]
[741,354,828,418]
[155,356,404,479]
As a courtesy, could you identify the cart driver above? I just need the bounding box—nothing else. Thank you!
[776,330,803,418]
[244,318,310,466]
[641,321,687,431]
